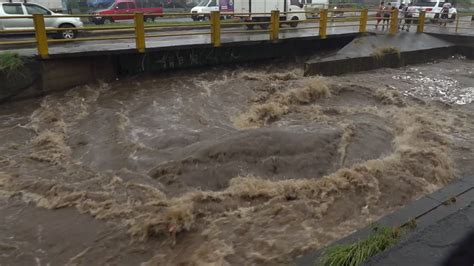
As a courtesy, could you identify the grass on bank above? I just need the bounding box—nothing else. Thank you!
[0,52,23,73]
[371,46,401,60]
[319,226,402,266]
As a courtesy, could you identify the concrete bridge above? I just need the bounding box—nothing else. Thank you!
[0,9,473,99]
[1,9,472,59]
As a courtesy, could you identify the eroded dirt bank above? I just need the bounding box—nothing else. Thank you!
[0,58,473,265]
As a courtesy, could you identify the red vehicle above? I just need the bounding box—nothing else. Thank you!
[91,0,163,24]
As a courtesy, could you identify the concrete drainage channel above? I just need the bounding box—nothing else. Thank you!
[1,34,358,102]
[296,175,474,265]
[1,32,473,264]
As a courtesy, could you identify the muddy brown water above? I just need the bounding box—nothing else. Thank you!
[0,58,473,265]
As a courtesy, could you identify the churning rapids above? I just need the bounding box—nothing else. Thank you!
[0,57,473,265]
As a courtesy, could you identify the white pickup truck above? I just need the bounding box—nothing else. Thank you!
[190,0,219,21]
[0,2,83,38]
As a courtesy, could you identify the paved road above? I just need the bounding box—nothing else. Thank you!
[0,16,471,57]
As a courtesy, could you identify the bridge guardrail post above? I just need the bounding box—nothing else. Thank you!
[359,9,368,33]
[32,14,49,59]
[319,9,328,39]
[417,11,425,33]
[134,12,146,53]
[389,8,399,35]
[270,10,280,41]
[211,11,221,47]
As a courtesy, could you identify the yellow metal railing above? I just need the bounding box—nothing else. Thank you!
[319,9,328,39]
[32,13,48,58]
[134,13,146,53]
[210,11,221,47]
[359,9,368,33]
[0,9,472,59]
[418,11,426,33]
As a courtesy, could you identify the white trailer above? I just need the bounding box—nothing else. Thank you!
[0,0,63,12]
[31,0,63,12]
[234,0,306,29]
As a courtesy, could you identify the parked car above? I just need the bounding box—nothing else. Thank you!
[90,0,163,24]
[412,0,457,21]
[0,2,83,38]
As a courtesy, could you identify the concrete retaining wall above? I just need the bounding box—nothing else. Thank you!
[0,55,116,102]
[1,34,356,102]
[40,55,117,93]
[117,35,356,75]
[0,60,41,102]
[304,46,459,76]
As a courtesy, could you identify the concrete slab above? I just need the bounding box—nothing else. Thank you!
[426,181,473,203]
[461,175,474,186]
[364,201,474,266]
[415,189,474,230]
[303,33,466,76]
[376,196,440,227]
[338,32,453,57]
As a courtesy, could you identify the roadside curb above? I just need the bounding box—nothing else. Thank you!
[295,175,474,265]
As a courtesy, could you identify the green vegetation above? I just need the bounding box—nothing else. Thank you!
[443,196,457,205]
[319,226,402,266]
[406,219,417,230]
[371,46,401,60]
[0,52,24,73]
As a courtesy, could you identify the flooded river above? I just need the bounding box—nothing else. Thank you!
[0,57,473,265]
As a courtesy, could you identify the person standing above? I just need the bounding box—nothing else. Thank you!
[398,3,406,31]
[439,3,451,27]
[402,3,417,32]
[382,2,392,31]
[376,1,385,30]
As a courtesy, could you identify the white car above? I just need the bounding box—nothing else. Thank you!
[411,0,457,21]
[0,2,83,38]
[190,0,219,21]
